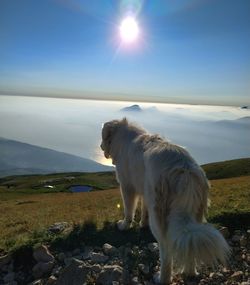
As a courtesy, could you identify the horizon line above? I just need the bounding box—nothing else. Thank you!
[0,92,249,108]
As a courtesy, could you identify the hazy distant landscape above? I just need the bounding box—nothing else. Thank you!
[0,95,249,177]
[0,137,112,178]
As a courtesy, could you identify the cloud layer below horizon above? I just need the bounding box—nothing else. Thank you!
[0,95,249,166]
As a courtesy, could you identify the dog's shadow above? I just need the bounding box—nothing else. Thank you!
[209,211,250,231]
[51,210,250,251]
[51,221,156,251]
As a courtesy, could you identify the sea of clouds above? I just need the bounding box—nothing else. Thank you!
[0,95,249,166]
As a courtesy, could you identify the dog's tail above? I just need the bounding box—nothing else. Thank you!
[167,211,230,273]
[162,167,230,273]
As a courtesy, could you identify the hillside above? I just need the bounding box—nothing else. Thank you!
[0,138,112,177]
[202,158,250,180]
[1,158,248,193]
[0,171,118,194]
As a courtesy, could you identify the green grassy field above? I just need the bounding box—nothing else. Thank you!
[0,158,249,254]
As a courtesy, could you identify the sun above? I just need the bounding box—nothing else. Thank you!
[119,16,139,43]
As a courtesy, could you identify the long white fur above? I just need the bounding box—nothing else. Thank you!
[100,118,230,284]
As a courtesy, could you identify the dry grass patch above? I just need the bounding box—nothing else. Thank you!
[0,189,123,251]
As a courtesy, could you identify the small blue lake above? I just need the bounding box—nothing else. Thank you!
[69,185,92,193]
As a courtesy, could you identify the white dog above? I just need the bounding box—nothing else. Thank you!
[101,118,229,284]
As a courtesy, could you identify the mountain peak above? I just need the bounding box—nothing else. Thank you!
[120,104,142,112]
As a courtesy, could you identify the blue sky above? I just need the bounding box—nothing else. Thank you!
[0,0,249,105]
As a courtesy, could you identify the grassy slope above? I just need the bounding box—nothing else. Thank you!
[0,171,118,195]
[202,158,250,180]
[0,158,249,252]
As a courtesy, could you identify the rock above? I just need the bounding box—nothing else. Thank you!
[103,243,118,256]
[57,252,66,262]
[64,257,73,266]
[234,230,242,235]
[96,265,123,285]
[65,251,72,258]
[90,252,109,263]
[55,259,90,285]
[92,264,102,273]
[3,271,15,283]
[148,242,159,254]
[52,265,62,277]
[81,246,93,260]
[240,236,248,247]
[246,254,250,263]
[48,222,69,234]
[220,227,230,239]
[240,282,250,285]
[46,275,57,285]
[138,263,150,275]
[209,272,216,278]
[72,248,81,256]
[0,254,12,270]
[131,276,139,285]
[209,272,224,280]
[230,271,243,281]
[232,235,241,243]
[33,261,54,279]
[33,245,55,263]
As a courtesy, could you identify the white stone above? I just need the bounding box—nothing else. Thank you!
[103,243,117,256]
[147,242,159,254]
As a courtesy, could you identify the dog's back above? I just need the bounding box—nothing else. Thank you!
[141,136,229,279]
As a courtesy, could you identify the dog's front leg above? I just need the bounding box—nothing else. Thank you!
[139,198,149,228]
[117,185,138,231]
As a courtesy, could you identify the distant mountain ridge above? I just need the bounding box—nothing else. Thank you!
[215,116,250,128]
[120,104,142,112]
[0,138,112,178]
[120,104,159,113]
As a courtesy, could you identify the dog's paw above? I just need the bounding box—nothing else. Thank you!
[153,272,161,284]
[153,271,172,285]
[117,219,131,231]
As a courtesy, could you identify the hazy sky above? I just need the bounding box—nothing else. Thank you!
[0,0,250,105]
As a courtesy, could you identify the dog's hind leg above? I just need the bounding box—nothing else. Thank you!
[117,185,138,230]
[158,241,172,285]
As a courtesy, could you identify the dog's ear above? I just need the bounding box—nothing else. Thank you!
[102,121,116,141]
[121,117,128,125]
[101,121,119,159]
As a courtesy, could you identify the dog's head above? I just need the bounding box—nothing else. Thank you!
[100,118,128,160]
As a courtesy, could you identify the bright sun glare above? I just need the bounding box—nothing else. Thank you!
[119,16,139,43]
